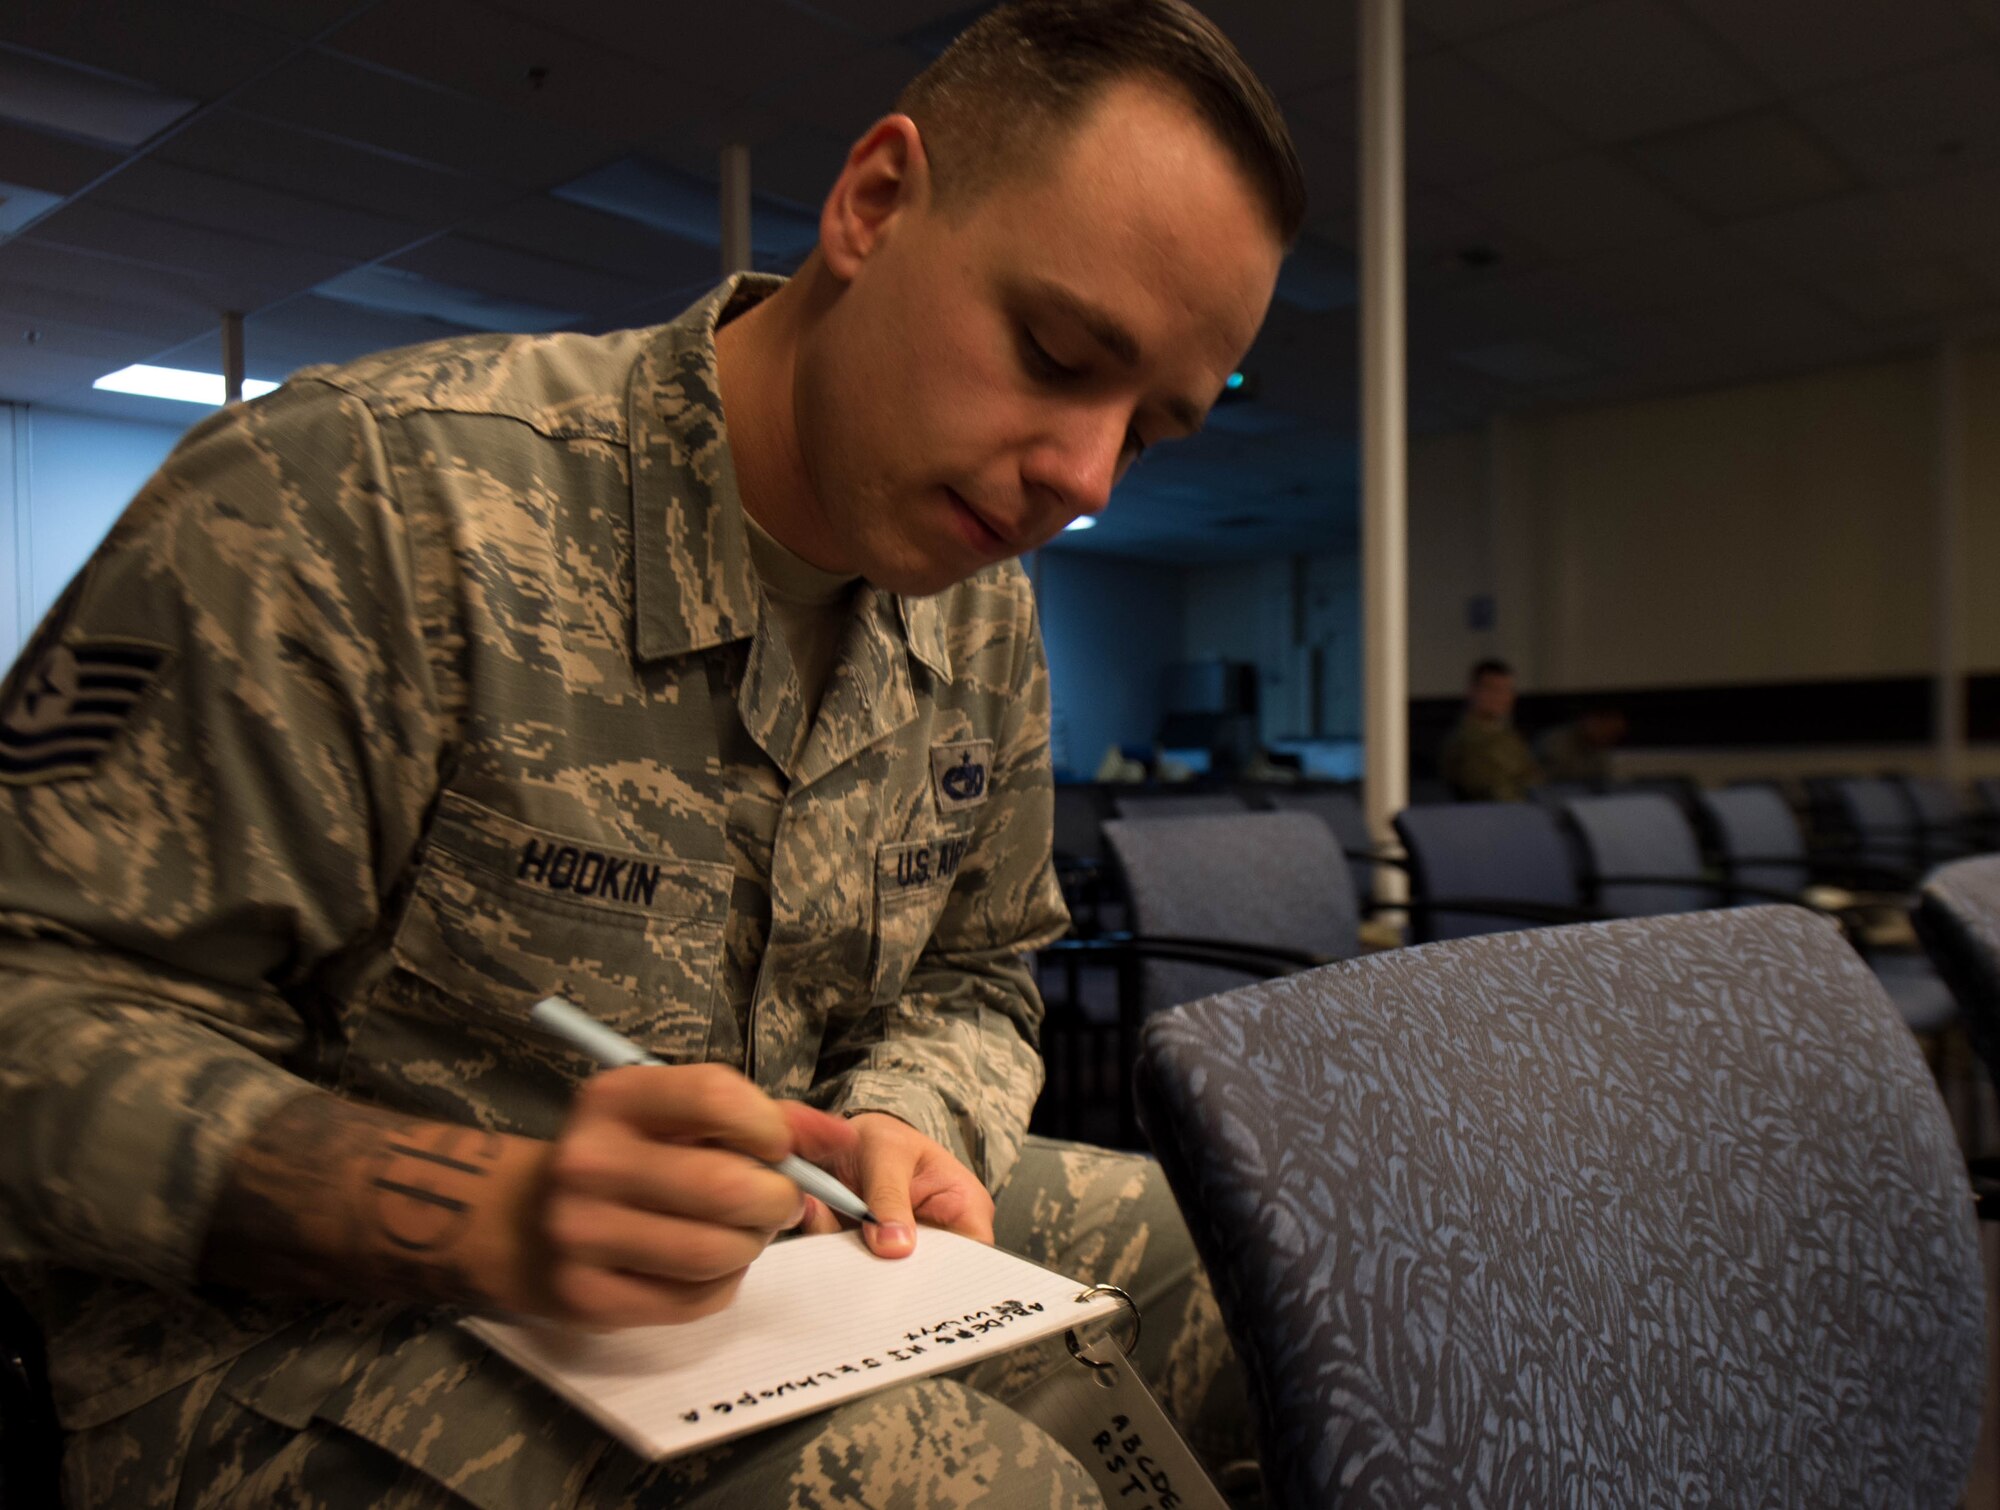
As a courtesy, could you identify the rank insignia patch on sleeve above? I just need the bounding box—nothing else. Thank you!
[0,638,170,785]
[930,739,993,813]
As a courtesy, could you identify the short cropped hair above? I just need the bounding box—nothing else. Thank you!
[1470,658,1514,683]
[897,0,1306,244]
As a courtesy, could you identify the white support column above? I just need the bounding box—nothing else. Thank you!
[1360,0,1409,878]
[719,144,753,277]
[1937,338,1967,787]
[221,312,244,405]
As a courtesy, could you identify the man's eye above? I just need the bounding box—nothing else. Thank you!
[1020,328,1079,382]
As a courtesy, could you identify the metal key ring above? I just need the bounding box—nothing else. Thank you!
[1065,1282,1140,1371]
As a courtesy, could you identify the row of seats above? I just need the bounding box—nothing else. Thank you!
[1034,775,1993,1145]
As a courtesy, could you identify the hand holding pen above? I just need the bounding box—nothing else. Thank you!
[532,995,878,1225]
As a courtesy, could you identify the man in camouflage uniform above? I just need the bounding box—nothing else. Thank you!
[0,3,1300,1505]
[1437,658,1542,803]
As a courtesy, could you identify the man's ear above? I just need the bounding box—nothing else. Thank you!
[819,114,928,281]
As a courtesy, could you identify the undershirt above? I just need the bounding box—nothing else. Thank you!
[742,508,862,725]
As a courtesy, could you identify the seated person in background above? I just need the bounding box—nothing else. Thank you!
[1536,705,1627,787]
[1438,658,1541,802]
[0,3,1297,1505]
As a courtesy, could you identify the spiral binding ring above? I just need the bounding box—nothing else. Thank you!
[1065,1282,1140,1371]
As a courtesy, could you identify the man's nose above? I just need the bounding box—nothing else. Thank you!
[1025,408,1128,522]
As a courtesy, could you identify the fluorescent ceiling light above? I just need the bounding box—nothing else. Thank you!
[0,181,62,238]
[0,48,195,147]
[1064,516,1097,532]
[94,364,280,406]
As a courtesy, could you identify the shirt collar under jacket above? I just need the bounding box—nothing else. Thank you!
[627,273,952,686]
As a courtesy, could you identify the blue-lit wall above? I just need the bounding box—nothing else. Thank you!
[1032,550,1185,780]
[0,405,186,668]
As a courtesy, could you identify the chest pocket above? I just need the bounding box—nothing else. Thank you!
[870,833,970,1006]
[381,791,733,1066]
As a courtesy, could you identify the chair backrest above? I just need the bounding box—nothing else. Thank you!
[1110,790,1249,821]
[1135,907,1983,1510]
[1895,776,1976,862]
[1528,779,1596,809]
[1101,812,1358,1016]
[1698,784,1809,898]
[1392,801,1581,943]
[1833,777,1919,875]
[1264,788,1374,903]
[1914,854,2000,1091]
[1563,792,1712,916]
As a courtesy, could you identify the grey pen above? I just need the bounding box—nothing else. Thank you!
[529,995,879,1226]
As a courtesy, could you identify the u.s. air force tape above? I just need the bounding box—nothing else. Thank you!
[0,638,169,786]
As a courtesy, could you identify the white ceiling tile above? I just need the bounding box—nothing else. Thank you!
[1627,108,1855,223]
[200,0,355,34]
[1556,234,1771,314]
[1405,0,1585,43]
[791,0,981,45]
[387,234,656,320]
[1727,189,1925,276]
[0,120,120,197]
[1196,2,1439,98]
[1793,54,2000,189]
[325,0,717,143]
[1882,164,2000,254]
[24,202,351,300]
[775,44,931,139]
[1290,48,1582,189]
[458,196,716,286]
[157,110,514,224]
[1810,258,1991,328]
[1463,0,1769,143]
[0,240,238,341]
[1454,152,1698,257]
[0,0,296,100]
[93,161,422,262]
[486,0,858,110]
[1680,0,1988,94]
[230,53,613,186]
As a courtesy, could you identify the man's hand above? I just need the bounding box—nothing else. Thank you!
[526,1064,855,1326]
[201,1065,857,1330]
[795,1111,994,1257]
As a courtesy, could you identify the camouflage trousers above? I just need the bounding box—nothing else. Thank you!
[63,1137,1251,1509]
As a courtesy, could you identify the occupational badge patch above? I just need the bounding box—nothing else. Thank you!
[930,739,993,813]
[0,638,169,785]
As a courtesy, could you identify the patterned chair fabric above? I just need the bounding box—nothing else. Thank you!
[1136,907,1983,1510]
[1101,812,1358,1016]
[1699,784,1810,897]
[1562,792,1712,916]
[1392,801,1582,943]
[1110,790,1250,820]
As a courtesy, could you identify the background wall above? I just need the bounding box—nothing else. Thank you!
[1410,337,2000,699]
[1032,551,1185,779]
[0,403,185,662]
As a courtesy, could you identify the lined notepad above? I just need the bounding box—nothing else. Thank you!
[464,1230,1127,1459]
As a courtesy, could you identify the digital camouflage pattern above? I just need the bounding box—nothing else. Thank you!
[1436,714,1541,803]
[58,1139,1248,1508]
[0,274,1206,1502]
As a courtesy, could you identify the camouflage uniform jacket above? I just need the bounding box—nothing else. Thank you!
[1437,714,1541,803]
[0,275,1070,1434]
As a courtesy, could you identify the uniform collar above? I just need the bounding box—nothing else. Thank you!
[628,273,953,687]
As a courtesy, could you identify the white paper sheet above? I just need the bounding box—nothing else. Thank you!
[464,1229,1126,1459]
